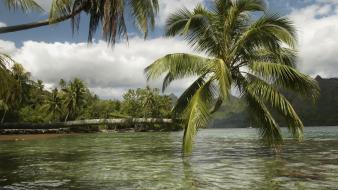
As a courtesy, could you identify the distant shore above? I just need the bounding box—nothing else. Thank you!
[0,126,180,135]
[0,118,181,135]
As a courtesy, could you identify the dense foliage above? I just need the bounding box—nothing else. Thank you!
[121,87,173,118]
[145,0,319,155]
[0,55,173,123]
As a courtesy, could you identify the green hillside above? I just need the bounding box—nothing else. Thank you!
[210,76,338,128]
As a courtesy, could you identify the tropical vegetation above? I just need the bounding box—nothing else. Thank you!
[0,56,173,124]
[145,0,319,155]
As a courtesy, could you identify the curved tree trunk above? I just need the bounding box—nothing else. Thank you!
[0,8,83,34]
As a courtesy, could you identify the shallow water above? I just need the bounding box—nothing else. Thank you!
[0,127,338,190]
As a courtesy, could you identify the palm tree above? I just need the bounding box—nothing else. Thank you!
[11,63,31,104]
[59,79,67,90]
[42,88,63,122]
[62,78,87,121]
[0,54,14,97]
[0,54,22,123]
[141,87,156,118]
[145,0,319,155]
[1,0,159,44]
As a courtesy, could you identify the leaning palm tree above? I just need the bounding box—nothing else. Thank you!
[145,0,319,155]
[1,0,159,44]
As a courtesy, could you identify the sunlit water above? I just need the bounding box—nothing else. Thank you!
[0,127,338,190]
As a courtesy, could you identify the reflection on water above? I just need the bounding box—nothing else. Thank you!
[0,127,338,189]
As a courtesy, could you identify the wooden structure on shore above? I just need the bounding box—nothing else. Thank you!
[0,118,175,129]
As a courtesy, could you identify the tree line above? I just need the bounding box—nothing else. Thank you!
[0,54,173,124]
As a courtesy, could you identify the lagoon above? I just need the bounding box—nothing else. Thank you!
[0,127,338,189]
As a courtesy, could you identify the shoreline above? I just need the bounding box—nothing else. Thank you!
[0,133,76,141]
[0,126,181,136]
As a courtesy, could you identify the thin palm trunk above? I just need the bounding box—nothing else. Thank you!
[53,111,56,122]
[0,7,83,34]
[64,112,69,122]
[1,110,7,124]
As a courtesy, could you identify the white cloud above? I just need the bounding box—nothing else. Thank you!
[0,22,7,27]
[0,39,16,54]
[7,38,196,99]
[289,3,338,78]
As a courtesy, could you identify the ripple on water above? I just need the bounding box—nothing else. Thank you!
[0,128,338,189]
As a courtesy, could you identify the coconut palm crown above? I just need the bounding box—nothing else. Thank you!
[145,0,319,155]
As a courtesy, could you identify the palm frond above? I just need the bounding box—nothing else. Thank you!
[172,76,206,115]
[232,0,266,12]
[182,79,215,155]
[234,14,296,58]
[49,0,73,22]
[247,76,303,139]
[165,7,193,36]
[3,0,43,12]
[244,85,283,147]
[250,61,319,100]
[210,59,232,99]
[165,5,221,56]
[205,59,232,114]
[129,0,158,38]
[244,48,297,68]
[223,0,266,38]
[145,53,211,91]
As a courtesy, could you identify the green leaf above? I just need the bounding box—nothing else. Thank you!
[145,53,211,91]
[182,79,215,155]
[172,76,206,115]
[3,0,43,12]
[244,85,283,147]
[247,76,303,140]
[250,61,319,100]
[210,59,232,100]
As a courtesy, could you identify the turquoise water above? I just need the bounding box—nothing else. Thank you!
[0,127,338,189]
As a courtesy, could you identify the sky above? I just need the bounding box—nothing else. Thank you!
[0,0,338,99]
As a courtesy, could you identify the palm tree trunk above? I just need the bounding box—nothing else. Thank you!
[64,112,69,122]
[0,8,83,34]
[1,110,7,124]
[53,112,56,122]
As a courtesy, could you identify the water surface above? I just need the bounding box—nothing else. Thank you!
[0,127,338,189]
